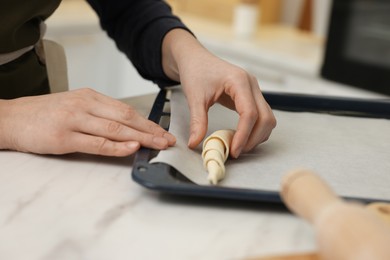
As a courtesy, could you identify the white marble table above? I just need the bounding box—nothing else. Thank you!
[1,82,389,260]
[0,94,320,260]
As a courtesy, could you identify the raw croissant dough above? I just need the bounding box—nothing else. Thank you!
[202,130,235,185]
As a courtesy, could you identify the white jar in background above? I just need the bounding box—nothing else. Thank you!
[313,0,332,38]
[233,1,260,39]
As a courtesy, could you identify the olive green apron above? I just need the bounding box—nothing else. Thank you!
[0,0,67,99]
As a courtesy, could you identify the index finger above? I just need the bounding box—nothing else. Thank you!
[242,77,276,152]
[225,78,259,158]
[86,91,176,145]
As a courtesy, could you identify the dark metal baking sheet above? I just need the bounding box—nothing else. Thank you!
[132,90,390,204]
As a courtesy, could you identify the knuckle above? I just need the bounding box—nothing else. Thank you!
[63,95,85,108]
[223,69,248,88]
[262,135,271,143]
[231,68,248,80]
[78,87,96,95]
[107,121,122,135]
[147,123,162,135]
[92,137,110,154]
[263,113,277,129]
[57,109,76,122]
[246,109,258,121]
[122,107,137,121]
[51,130,67,143]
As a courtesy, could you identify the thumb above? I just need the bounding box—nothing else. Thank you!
[187,101,208,149]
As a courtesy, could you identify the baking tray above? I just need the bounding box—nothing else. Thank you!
[132,89,390,204]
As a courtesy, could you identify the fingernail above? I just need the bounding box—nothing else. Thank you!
[187,133,195,147]
[233,146,243,158]
[163,132,176,145]
[153,136,169,148]
[126,141,140,150]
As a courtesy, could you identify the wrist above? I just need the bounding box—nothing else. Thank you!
[0,99,12,150]
[162,28,205,82]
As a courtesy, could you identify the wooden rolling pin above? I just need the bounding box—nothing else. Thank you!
[280,169,390,260]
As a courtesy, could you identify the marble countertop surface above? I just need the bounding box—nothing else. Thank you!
[0,94,317,260]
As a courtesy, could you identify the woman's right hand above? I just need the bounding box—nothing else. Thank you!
[0,88,176,156]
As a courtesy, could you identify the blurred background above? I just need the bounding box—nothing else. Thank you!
[48,0,382,99]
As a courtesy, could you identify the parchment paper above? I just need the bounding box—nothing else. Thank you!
[151,88,390,201]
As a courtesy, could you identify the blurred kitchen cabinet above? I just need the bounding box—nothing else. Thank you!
[47,0,366,100]
[46,31,158,98]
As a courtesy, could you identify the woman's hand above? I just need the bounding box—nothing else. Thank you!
[0,88,175,156]
[162,29,276,158]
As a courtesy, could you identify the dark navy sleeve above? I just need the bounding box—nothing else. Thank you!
[86,0,191,87]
